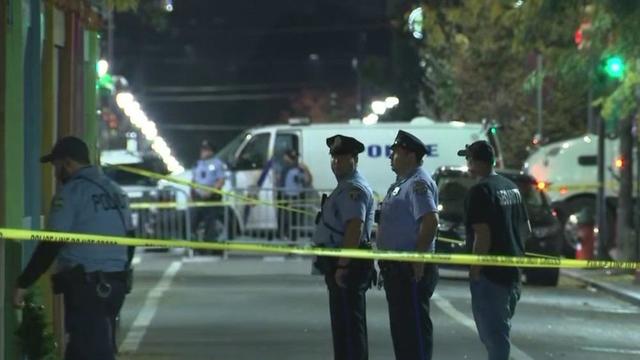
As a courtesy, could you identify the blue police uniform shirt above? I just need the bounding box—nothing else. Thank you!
[193,157,226,197]
[377,167,439,252]
[51,166,131,272]
[311,170,374,248]
[283,166,305,197]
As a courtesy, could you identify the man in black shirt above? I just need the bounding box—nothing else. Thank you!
[458,140,530,360]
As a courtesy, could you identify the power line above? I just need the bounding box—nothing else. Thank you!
[144,83,309,94]
[142,93,295,103]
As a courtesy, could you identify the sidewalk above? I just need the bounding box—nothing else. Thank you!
[562,268,640,307]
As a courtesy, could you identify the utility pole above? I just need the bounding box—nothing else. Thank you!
[617,115,634,261]
[596,115,608,259]
[107,8,114,64]
[536,53,543,138]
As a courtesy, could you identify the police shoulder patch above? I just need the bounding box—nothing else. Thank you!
[348,187,363,201]
[413,180,429,194]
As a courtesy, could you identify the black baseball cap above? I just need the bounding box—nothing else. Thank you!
[40,136,90,163]
[391,130,429,157]
[326,135,365,156]
[457,140,495,164]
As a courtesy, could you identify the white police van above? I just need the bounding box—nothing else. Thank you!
[214,117,502,234]
[523,134,622,254]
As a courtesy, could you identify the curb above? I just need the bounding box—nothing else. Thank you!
[561,269,640,307]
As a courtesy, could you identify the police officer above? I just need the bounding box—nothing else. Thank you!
[191,140,226,248]
[312,134,375,360]
[13,136,132,360]
[458,141,530,360]
[278,149,312,240]
[377,130,439,360]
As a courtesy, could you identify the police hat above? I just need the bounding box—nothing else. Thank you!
[40,136,90,164]
[326,135,365,156]
[457,140,495,164]
[391,130,429,157]
[201,140,215,151]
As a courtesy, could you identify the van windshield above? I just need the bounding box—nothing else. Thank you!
[217,132,248,164]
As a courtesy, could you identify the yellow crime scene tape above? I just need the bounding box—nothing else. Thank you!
[116,166,557,257]
[111,165,315,216]
[130,199,317,210]
[2,227,639,270]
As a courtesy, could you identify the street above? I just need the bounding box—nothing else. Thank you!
[116,251,640,360]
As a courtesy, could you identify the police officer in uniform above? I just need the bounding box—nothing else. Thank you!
[458,141,530,360]
[312,135,375,360]
[191,140,226,248]
[376,130,439,360]
[13,136,132,360]
[278,149,312,240]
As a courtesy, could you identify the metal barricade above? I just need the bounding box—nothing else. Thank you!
[127,186,331,255]
[220,187,328,246]
[129,187,191,245]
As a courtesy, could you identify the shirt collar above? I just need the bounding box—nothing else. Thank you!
[337,169,358,184]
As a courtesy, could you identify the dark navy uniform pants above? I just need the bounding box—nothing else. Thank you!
[324,260,373,360]
[63,273,127,360]
[380,261,438,360]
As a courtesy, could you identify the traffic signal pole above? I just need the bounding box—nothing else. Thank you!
[596,115,608,259]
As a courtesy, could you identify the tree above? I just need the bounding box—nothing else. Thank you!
[503,0,640,261]
[421,0,586,167]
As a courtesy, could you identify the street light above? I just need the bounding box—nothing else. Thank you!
[371,101,387,115]
[385,96,399,108]
[97,59,109,77]
[363,113,379,126]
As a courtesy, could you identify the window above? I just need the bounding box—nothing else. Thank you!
[515,181,547,210]
[217,131,248,165]
[235,133,271,170]
[578,155,597,166]
[274,133,299,158]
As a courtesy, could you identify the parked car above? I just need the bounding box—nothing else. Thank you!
[432,166,563,286]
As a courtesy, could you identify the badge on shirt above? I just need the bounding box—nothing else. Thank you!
[392,187,400,196]
[413,181,428,194]
[349,187,363,201]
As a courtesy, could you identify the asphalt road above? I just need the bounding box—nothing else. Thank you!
[116,251,640,360]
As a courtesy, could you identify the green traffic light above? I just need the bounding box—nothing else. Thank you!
[604,55,625,79]
[490,127,497,135]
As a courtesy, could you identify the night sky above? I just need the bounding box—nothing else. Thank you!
[113,0,390,166]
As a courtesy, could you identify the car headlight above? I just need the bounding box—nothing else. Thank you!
[532,223,560,238]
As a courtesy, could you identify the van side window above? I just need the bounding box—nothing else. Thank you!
[578,155,597,166]
[274,133,299,158]
[236,133,271,170]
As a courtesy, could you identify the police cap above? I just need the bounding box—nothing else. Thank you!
[326,135,365,156]
[457,140,495,164]
[40,136,90,164]
[391,130,429,157]
[201,140,215,151]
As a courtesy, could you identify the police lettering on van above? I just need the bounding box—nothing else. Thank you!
[366,144,439,158]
